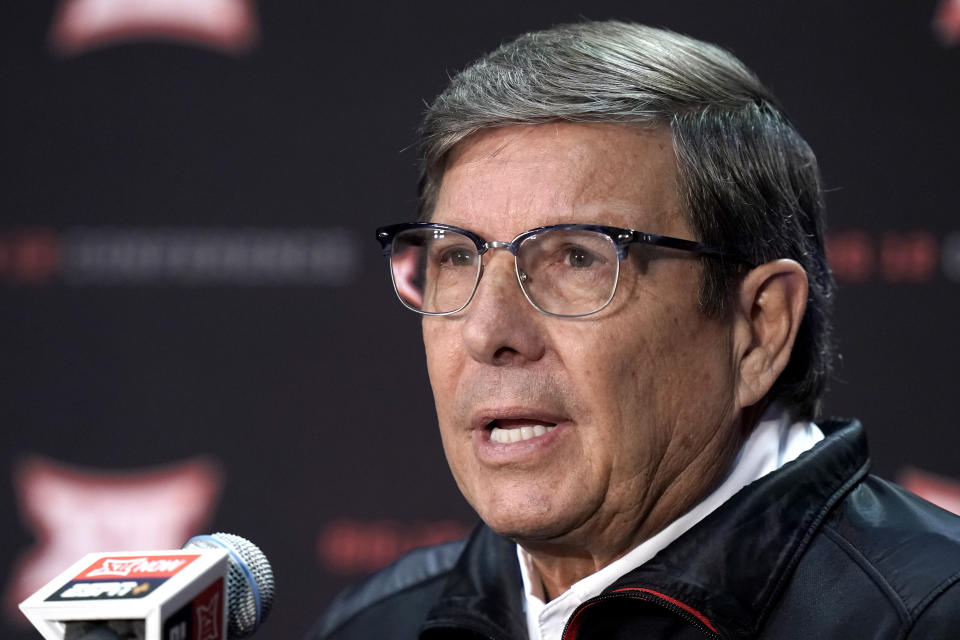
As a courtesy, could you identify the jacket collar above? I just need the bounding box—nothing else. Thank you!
[606,419,870,637]
[422,419,870,639]
[421,524,527,638]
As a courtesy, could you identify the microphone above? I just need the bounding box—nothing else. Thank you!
[183,533,274,638]
[19,532,275,640]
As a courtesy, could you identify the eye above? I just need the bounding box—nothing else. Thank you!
[438,245,477,267]
[564,246,597,268]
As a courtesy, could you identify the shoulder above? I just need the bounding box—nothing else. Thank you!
[764,472,960,637]
[307,538,466,640]
[821,474,960,628]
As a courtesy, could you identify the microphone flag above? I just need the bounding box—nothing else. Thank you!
[19,548,228,640]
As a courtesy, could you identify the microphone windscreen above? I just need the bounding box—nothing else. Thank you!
[183,532,274,638]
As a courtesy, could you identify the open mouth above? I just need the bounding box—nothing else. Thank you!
[487,418,558,444]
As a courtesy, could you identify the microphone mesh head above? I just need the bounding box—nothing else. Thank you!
[184,532,275,638]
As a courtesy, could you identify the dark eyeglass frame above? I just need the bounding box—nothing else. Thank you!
[375,222,751,317]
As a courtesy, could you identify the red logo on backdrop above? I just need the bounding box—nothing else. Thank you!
[79,554,200,580]
[899,467,960,515]
[318,519,469,574]
[0,229,61,285]
[825,230,942,284]
[4,456,222,625]
[49,0,259,56]
[935,0,960,45]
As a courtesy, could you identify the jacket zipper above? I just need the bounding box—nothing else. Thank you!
[560,587,721,639]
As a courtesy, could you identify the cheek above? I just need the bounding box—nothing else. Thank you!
[644,313,736,429]
[423,322,466,416]
[554,323,651,427]
[581,306,720,428]
[423,321,455,369]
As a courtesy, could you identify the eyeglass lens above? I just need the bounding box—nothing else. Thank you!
[389,227,620,316]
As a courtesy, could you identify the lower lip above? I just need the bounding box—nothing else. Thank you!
[473,422,570,464]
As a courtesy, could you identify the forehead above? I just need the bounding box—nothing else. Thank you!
[434,122,688,237]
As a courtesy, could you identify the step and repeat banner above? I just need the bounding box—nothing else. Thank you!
[2,1,959,638]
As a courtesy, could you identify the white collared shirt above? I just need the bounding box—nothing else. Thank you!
[517,407,824,640]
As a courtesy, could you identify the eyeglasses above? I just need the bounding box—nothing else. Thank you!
[376,222,746,318]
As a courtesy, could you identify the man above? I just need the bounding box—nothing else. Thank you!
[311,21,960,639]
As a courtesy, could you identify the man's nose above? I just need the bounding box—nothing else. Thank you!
[460,251,546,366]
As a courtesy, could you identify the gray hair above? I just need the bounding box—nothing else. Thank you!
[416,21,835,420]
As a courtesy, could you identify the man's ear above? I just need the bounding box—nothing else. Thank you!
[733,259,808,409]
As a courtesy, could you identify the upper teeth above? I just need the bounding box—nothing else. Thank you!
[490,424,555,443]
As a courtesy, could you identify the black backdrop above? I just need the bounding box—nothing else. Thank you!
[2,1,959,638]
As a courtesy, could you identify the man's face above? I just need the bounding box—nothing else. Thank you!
[424,122,742,549]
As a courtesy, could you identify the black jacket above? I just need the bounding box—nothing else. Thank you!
[310,420,960,639]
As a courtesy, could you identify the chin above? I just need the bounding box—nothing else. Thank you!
[463,477,598,541]
[477,503,587,544]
